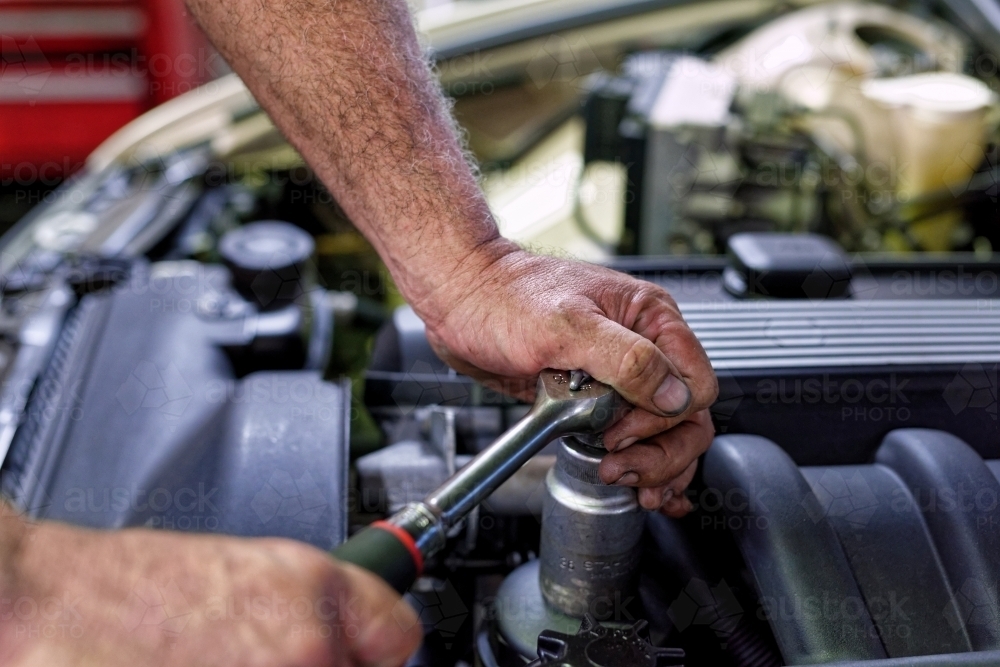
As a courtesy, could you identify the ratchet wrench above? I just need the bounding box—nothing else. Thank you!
[333,369,626,592]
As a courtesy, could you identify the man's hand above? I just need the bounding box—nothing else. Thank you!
[183,0,719,513]
[0,509,422,667]
[422,245,719,517]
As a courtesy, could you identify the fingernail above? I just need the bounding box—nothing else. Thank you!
[614,436,638,452]
[613,471,639,486]
[660,489,674,507]
[653,375,691,415]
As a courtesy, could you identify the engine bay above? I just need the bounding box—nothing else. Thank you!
[456,1,999,259]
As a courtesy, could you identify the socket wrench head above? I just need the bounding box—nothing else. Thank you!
[400,370,628,562]
[534,370,629,439]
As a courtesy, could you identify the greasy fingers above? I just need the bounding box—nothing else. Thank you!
[627,291,718,416]
[636,461,699,515]
[598,410,714,490]
[341,563,423,667]
[604,405,685,453]
[556,284,716,427]
[557,313,691,417]
[660,462,698,518]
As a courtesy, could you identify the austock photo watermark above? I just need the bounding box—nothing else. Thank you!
[664,575,987,649]
[483,586,635,627]
[691,469,1000,536]
[113,358,350,420]
[59,483,221,532]
[888,268,999,298]
[525,34,602,90]
[0,357,347,436]
[946,577,1000,634]
[2,591,85,641]
[2,145,335,195]
[711,369,916,427]
[756,589,913,644]
[667,578,743,648]
[944,363,998,421]
[686,481,773,533]
[203,590,366,642]
[395,578,470,651]
[1,579,390,646]
[440,25,1000,95]
[1,33,225,97]
[756,374,914,423]
[41,466,336,533]
[437,49,497,96]
[116,578,369,645]
[252,470,329,528]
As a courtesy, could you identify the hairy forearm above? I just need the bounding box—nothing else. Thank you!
[185,0,514,320]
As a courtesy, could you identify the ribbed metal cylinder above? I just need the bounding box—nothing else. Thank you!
[538,437,645,619]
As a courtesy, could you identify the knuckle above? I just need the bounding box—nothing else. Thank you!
[635,282,680,313]
[664,450,695,482]
[617,336,659,381]
[652,315,697,347]
[598,457,627,484]
[548,294,581,321]
[659,452,682,481]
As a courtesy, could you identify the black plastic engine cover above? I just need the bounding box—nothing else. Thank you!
[700,429,1000,664]
[702,435,887,664]
[1,261,349,548]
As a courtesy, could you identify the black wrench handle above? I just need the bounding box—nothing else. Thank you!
[332,520,423,594]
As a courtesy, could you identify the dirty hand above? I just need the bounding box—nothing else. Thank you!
[0,509,422,666]
[421,245,719,517]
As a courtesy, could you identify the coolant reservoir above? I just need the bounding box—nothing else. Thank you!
[861,73,995,198]
[862,73,995,250]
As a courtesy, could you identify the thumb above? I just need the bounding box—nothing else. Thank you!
[556,313,691,417]
[339,562,422,667]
